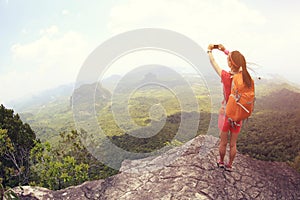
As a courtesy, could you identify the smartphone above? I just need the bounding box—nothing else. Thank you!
[213,44,219,49]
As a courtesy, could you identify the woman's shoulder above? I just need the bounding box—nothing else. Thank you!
[221,70,232,80]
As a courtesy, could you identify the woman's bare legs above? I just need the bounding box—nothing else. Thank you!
[228,132,239,166]
[219,131,228,162]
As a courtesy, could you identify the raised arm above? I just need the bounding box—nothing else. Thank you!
[207,44,227,77]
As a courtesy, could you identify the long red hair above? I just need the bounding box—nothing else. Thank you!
[229,51,252,88]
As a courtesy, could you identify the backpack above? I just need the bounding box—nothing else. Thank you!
[225,72,255,121]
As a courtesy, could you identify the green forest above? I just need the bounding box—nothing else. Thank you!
[1,78,300,194]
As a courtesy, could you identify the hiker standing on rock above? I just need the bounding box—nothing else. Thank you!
[207,44,254,171]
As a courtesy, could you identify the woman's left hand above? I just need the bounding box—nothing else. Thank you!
[218,44,226,51]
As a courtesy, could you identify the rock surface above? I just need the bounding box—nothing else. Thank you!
[14,135,300,200]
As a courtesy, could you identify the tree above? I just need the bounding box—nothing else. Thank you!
[56,130,118,181]
[29,129,118,190]
[0,104,36,187]
[0,129,17,185]
[30,141,89,190]
[0,181,19,200]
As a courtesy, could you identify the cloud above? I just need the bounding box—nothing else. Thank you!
[107,0,268,66]
[108,0,266,42]
[62,9,70,16]
[39,25,59,36]
[0,26,89,103]
[106,0,300,84]
[21,28,29,35]
[105,0,268,76]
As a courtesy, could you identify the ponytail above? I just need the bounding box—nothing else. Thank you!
[242,66,252,88]
[230,51,252,88]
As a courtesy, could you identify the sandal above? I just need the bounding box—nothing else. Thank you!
[217,160,224,168]
[225,163,233,172]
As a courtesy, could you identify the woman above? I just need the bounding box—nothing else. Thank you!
[207,44,253,171]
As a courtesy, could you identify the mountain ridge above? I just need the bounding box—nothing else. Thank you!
[17,78,300,141]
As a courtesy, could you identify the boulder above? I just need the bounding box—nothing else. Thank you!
[14,135,300,200]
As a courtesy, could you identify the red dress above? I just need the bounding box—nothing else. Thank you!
[218,70,242,134]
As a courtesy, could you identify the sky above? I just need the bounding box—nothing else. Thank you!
[1,0,300,105]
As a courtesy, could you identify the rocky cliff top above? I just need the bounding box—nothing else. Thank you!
[14,135,300,200]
